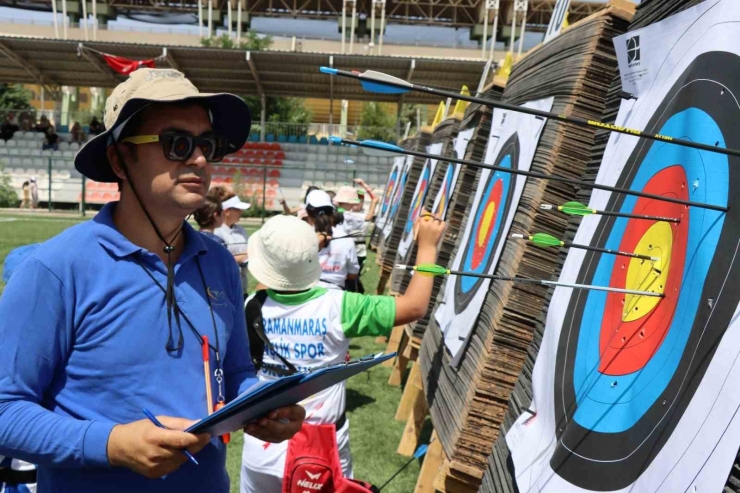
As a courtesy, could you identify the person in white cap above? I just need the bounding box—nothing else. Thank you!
[28,177,38,209]
[0,68,304,493]
[240,211,446,492]
[304,189,360,291]
[209,186,251,299]
[333,184,379,293]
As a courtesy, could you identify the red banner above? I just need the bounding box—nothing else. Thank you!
[102,54,156,75]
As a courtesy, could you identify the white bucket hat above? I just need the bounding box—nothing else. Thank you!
[248,215,321,291]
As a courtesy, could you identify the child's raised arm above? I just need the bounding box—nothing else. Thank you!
[394,212,446,325]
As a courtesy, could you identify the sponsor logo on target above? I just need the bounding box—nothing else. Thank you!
[627,35,641,67]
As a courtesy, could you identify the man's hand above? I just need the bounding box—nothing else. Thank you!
[107,417,211,479]
[414,210,446,249]
[245,405,305,443]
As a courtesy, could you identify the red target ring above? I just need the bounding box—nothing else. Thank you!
[471,179,504,271]
[599,165,689,376]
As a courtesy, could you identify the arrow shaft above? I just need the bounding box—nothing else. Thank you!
[339,138,728,213]
[442,269,662,297]
[595,209,680,223]
[395,265,663,297]
[332,69,740,159]
[562,241,656,262]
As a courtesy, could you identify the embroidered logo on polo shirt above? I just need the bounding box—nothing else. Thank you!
[207,287,228,307]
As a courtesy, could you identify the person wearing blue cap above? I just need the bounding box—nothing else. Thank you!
[0,68,305,493]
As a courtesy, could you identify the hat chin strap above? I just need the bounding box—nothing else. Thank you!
[112,141,186,353]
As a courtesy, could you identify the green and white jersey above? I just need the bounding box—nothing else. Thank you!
[256,287,395,422]
[242,287,395,478]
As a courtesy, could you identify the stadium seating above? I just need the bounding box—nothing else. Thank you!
[1,133,391,211]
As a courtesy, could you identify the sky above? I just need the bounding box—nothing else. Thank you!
[0,0,628,51]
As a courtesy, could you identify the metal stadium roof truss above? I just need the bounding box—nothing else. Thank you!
[8,0,604,28]
[0,36,485,104]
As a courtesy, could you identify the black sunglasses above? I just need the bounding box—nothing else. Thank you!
[122,131,229,163]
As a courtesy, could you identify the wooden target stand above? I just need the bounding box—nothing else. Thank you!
[375,272,450,491]
[381,299,442,492]
[382,322,472,493]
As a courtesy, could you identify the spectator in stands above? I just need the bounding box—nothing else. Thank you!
[35,115,51,134]
[304,189,360,291]
[42,126,59,151]
[209,186,250,298]
[29,177,38,209]
[0,68,304,493]
[241,211,446,492]
[20,181,29,209]
[194,196,227,246]
[279,185,318,215]
[1,112,19,141]
[71,121,85,144]
[88,116,104,136]
[19,113,32,132]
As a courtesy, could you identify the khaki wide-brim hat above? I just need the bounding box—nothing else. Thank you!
[248,215,322,291]
[75,68,252,183]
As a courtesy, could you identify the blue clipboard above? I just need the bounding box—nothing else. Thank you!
[187,352,395,436]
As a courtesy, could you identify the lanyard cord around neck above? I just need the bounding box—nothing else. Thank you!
[136,255,224,391]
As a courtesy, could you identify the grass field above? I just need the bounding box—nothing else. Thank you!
[0,211,428,492]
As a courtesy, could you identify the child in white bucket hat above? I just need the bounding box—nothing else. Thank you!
[241,211,446,493]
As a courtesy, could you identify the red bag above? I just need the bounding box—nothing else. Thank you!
[282,423,378,493]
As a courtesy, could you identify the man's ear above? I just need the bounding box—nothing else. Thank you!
[106,144,128,183]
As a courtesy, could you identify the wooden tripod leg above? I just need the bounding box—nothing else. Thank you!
[396,363,428,456]
[414,431,443,493]
[382,325,406,367]
[376,271,390,295]
[387,332,410,386]
[395,362,422,421]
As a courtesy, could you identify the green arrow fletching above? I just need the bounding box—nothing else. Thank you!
[559,201,594,216]
[531,233,564,248]
[414,264,450,277]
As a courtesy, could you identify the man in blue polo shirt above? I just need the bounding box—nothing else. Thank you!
[0,69,305,492]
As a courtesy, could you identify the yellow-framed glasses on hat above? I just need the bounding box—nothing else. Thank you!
[121,131,229,163]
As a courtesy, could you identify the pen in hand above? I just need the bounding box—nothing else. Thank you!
[142,409,199,466]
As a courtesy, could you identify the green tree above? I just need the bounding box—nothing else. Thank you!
[200,31,273,51]
[0,162,18,207]
[399,103,421,136]
[0,84,32,110]
[357,102,397,143]
[201,33,311,130]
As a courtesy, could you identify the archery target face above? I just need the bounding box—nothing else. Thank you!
[433,163,455,217]
[453,134,519,314]
[434,97,553,362]
[397,142,444,263]
[432,126,476,219]
[380,165,399,217]
[507,4,740,492]
[397,143,442,260]
[382,154,414,244]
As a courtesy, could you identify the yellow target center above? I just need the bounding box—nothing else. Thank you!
[623,221,672,322]
[478,201,497,247]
